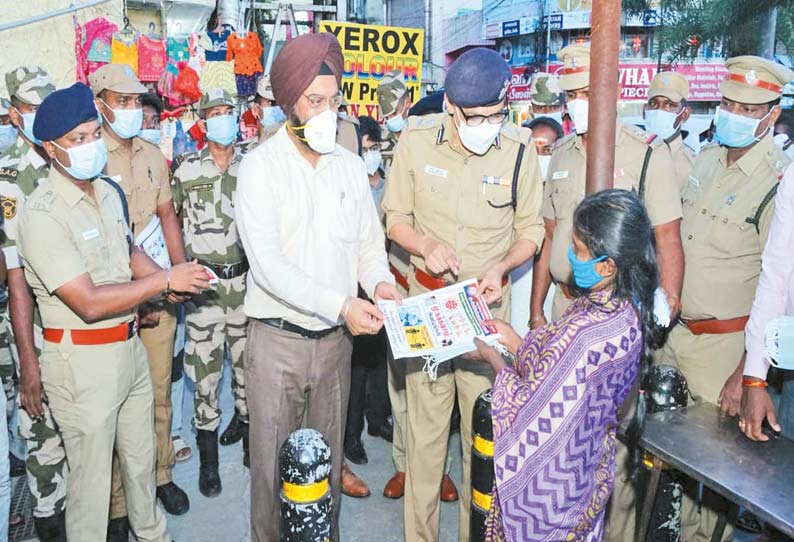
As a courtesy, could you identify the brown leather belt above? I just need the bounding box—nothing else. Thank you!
[559,283,574,299]
[43,320,137,345]
[682,315,749,335]
[414,267,508,292]
[389,263,410,291]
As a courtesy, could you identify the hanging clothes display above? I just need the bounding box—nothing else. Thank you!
[187,33,206,75]
[167,37,190,64]
[73,14,88,84]
[203,28,231,62]
[83,17,117,75]
[225,31,263,74]
[173,62,202,103]
[198,61,237,97]
[138,35,167,82]
[111,31,140,75]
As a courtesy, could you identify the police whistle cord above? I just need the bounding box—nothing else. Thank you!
[470,389,495,542]
[279,428,333,542]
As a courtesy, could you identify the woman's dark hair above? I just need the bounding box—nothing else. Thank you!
[572,189,665,479]
[358,115,381,144]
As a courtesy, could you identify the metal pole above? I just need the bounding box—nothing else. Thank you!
[585,0,621,195]
[0,0,112,32]
[545,0,552,72]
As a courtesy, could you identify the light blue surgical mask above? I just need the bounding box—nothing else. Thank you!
[260,106,286,128]
[19,111,42,146]
[53,139,108,180]
[101,100,143,139]
[206,114,238,146]
[568,245,607,290]
[644,109,680,141]
[534,111,563,126]
[386,114,406,133]
[0,125,17,153]
[139,128,162,146]
[714,106,771,148]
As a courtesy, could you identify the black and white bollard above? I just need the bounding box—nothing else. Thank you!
[279,428,333,542]
[470,389,494,542]
[640,365,690,542]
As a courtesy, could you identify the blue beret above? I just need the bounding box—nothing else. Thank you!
[445,48,511,108]
[33,83,98,142]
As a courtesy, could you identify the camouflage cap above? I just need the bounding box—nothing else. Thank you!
[0,98,9,116]
[5,66,55,106]
[88,63,147,96]
[198,87,236,115]
[256,74,275,101]
[530,72,564,106]
[648,71,689,103]
[556,43,591,91]
[377,70,408,116]
[720,55,794,105]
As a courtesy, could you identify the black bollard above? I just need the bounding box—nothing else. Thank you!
[640,365,690,542]
[279,428,333,542]
[470,389,494,542]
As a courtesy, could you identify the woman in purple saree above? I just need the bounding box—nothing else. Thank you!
[472,190,662,542]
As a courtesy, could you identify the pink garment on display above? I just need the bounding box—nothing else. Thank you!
[82,16,117,75]
[74,15,88,83]
[138,35,168,82]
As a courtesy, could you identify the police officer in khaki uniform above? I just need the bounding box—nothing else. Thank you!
[643,71,696,191]
[88,63,190,535]
[657,57,792,542]
[17,82,208,542]
[382,48,544,542]
[530,43,684,330]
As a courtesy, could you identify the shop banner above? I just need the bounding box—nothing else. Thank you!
[320,21,424,118]
[508,62,728,103]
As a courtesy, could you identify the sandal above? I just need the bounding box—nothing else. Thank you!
[172,436,193,462]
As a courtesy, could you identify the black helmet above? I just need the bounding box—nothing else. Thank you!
[642,365,689,413]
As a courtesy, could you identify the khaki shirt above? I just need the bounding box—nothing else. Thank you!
[103,133,172,236]
[172,145,245,265]
[17,168,134,329]
[382,113,545,298]
[680,133,789,321]
[543,122,683,285]
[667,134,696,193]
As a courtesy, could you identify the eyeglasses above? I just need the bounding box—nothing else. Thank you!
[459,108,509,127]
[303,93,343,110]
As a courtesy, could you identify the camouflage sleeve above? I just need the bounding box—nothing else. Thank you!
[171,166,184,214]
[155,152,172,206]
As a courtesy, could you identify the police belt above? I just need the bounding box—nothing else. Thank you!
[681,315,749,335]
[258,318,342,340]
[414,267,508,292]
[198,256,249,280]
[43,320,137,345]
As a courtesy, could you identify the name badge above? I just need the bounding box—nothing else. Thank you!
[481,176,509,187]
[425,165,448,179]
[552,170,568,180]
[82,228,100,241]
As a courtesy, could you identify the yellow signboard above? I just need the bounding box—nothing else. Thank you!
[319,21,424,118]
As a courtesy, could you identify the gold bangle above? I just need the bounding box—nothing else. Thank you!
[742,378,768,389]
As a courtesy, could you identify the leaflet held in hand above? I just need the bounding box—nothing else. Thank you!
[135,216,172,269]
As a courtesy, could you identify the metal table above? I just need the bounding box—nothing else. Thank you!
[637,403,794,541]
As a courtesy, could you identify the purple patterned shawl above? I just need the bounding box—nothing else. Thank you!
[485,289,642,542]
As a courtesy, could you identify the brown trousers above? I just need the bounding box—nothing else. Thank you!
[246,320,353,542]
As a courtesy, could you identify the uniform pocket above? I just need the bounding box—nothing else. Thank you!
[186,188,221,228]
[710,207,755,256]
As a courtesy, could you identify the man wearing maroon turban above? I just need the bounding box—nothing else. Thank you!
[235,32,402,542]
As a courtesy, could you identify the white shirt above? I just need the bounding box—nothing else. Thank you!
[235,125,393,330]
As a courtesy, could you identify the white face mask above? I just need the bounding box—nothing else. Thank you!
[456,116,502,156]
[301,109,337,154]
[363,149,382,175]
[537,154,551,179]
[644,109,681,140]
[567,99,589,134]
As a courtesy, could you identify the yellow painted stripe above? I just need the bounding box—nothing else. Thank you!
[472,488,492,510]
[282,478,329,503]
[473,434,494,457]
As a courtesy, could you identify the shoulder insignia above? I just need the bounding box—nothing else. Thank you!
[406,112,444,132]
[27,189,56,211]
[338,112,360,126]
[0,168,18,181]
[558,132,577,149]
[0,196,17,221]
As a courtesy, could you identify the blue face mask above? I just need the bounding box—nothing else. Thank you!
[0,125,17,153]
[534,111,563,126]
[139,128,162,146]
[568,245,607,290]
[101,101,143,139]
[260,106,286,128]
[53,139,108,180]
[206,114,238,146]
[19,111,42,146]
[644,109,680,141]
[714,106,770,148]
[386,114,406,133]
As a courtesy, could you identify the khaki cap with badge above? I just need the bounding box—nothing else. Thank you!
[5,66,55,106]
[376,69,408,116]
[256,75,275,101]
[720,55,794,104]
[556,43,591,91]
[88,63,147,96]
[198,87,236,115]
[648,71,689,102]
[530,72,564,106]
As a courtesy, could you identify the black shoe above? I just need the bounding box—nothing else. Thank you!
[9,453,24,478]
[34,511,67,542]
[219,412,246,446]
[157,481,190,515]
[197,429,222,497]
[242,424,250,469]
[106,516,130,542]
[344,440,368,465]
[367,419,393,443]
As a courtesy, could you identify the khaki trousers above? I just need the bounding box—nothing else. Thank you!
[40,333,168,541]
[110,307,177,519]
[246,320,352,542]
[403,356,493,542]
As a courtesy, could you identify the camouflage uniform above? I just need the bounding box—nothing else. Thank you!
[172,142,248,432]
[0,66,67,519]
